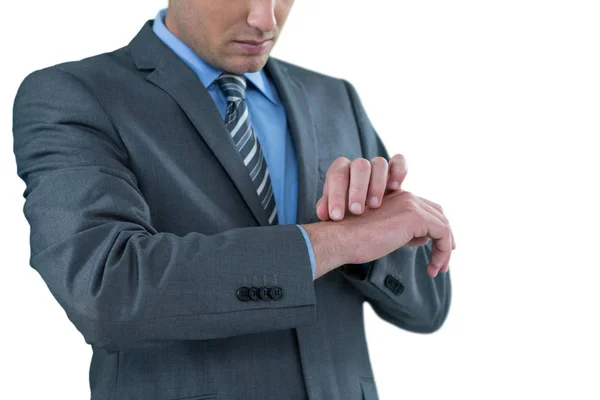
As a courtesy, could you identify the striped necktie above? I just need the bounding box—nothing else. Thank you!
[216,73,278,225]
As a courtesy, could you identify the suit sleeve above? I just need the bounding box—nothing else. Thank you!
[12,68,316,351]
[296,225,317,280]
[338,79,452,334]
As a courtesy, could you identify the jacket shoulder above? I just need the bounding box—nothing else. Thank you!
[17,44,135,92]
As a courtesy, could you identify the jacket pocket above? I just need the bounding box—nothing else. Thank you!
[360,377,379,400]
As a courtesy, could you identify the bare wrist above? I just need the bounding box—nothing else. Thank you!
[299,221,352,278]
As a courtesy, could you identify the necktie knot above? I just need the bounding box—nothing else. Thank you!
[217,73,247,101]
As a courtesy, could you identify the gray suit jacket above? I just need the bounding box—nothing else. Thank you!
[12,20,451,400]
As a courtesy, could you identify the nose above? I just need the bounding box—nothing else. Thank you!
[247,0,277,33]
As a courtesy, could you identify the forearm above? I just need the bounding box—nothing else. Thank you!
[299,221,353,279]
[335,78,453,332]
[30,212,317,350]
[367,241,452,333]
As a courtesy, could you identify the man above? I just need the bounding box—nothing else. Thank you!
[12,1,454,399]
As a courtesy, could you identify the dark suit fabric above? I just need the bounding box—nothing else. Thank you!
[12,20,451,400]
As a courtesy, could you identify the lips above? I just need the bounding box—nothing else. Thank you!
[234,39,272,54]
[236,39,272,45]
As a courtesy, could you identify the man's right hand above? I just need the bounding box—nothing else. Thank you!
[301,189,454,280]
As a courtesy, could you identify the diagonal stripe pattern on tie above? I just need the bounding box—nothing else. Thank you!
[216,73,279,225]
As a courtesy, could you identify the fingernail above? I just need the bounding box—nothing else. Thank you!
[350,202,362,213]
[331,208,342,219]
[428,265,438,277]
[369,196,379,207]
[390,181,400,190]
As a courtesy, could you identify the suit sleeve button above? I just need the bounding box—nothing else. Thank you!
[248,286,260,301]
[269,286,284,301]
[259,286,271,300]
[384,275,405,295]
[236,286,251,301]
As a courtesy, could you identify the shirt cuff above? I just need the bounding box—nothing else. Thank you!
[296,224,316,280]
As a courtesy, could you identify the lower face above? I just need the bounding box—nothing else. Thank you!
[222,37,277,73]
[170,0,294,74]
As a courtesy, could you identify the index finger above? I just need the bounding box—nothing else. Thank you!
[387,154,408,192]
[326,157,351,220]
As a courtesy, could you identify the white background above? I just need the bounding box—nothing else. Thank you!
[1,1,599,399]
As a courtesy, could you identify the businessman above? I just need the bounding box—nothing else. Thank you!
[12,1,454,399]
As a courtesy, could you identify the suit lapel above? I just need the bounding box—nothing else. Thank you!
[265,58,319,225]
[148,60,274,227]
[129,21,319,227]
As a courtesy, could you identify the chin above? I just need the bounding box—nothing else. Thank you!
[228,55,269,74]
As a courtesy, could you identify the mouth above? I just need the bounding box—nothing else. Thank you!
[233,39,273,54]
[235,39,273,45]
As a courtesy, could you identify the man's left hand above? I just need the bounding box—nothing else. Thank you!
[316,154,455,273]
[316,154,407,221]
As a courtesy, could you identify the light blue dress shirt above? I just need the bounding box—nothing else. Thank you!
[152,9,317,279]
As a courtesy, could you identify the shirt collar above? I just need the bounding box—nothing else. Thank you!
[152,8,276,105]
